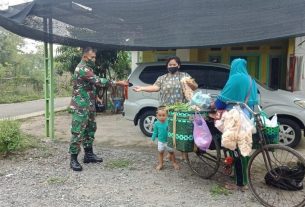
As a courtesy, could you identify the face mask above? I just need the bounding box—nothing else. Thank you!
[168,66,179,74]
[86,59,95,69]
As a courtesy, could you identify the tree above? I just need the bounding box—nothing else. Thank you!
[111,51,131,80]
[55,46,118,78]
[55,45,82,75]
[0,27,24,67]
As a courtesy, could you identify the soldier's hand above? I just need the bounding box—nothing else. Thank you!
[100,78,109,87]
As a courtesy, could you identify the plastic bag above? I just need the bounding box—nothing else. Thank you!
[181,77,194,101]
[190,91,211,110]
[265,162,305,191]
[234,105,256,134]
[214,111,227,133]
[193,113,212,151]
[260,112,278,128]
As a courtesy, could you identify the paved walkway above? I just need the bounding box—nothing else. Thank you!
[0,97,70,120]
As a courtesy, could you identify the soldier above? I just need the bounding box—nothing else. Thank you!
[69,47,109,171]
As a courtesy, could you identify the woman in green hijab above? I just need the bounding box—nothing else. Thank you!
[214,58,259,191]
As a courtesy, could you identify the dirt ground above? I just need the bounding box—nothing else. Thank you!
[1,112,305,207]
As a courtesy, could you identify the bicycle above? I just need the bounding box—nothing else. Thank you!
[187,101,305,207]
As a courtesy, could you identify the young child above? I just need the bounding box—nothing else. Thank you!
[152,106,180,170]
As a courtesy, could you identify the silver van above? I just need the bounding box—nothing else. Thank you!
[123,62,305,148]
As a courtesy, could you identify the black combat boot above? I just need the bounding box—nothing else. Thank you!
[70,154,83,171]
[84,147,103,163]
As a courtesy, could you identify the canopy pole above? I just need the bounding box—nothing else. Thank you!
[43,17,55,139]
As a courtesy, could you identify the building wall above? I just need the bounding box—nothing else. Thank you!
[139,40,289,89]
[294,36,305,93]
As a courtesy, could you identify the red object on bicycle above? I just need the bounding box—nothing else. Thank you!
[224,156,234,165]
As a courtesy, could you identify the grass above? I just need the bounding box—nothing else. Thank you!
[19,134,40,150]
[0,86,71,104]
[210,184,232,196]
[105,159,132,169]
[0,94,43,104]
[47,176,67,185]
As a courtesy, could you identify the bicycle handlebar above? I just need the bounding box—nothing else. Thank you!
[225,101,259,116]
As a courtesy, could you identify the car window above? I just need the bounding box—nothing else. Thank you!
[139,66,167,84]
[180,65,209,89]
[207,67,229,90]
[138,64,229,89]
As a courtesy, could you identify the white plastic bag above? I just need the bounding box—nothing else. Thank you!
[190,91,211,109]
[260,113,278,128]
[233,106,256,134]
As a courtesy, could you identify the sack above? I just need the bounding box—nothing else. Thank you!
[233,105,256,134]
[265,162,305,191]
[214,112,225,133]
[190,91,211,110]
[193,113,212,151]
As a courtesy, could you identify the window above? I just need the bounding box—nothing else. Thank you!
[209,56,221,63]
[210,48,221,51]
[231,46,243,51]
[207,67,229,90]
[246,46,259,50]
[180,65,209,89]
[270,46,282,50]
[139,66,167,84]
[138,64,229,90]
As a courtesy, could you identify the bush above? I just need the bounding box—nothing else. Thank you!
[0,120,22,155]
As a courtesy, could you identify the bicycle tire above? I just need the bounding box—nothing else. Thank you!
[248,144,305,207]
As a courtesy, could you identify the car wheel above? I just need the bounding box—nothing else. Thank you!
[139,110,157,137]
[278,118,301,148]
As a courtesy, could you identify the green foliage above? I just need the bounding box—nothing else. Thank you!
[55,46,131,80]
[0,120,22,155]
[166,103,194,112]
[0,28,72,103]
[55,46,82,75]
[111,51,131,80]
[0,27,45,103]
[105,159,132,169]
[0,27,24,66]
[210,184,232,196]
[47,176,67,185]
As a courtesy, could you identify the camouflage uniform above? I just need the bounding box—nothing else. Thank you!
[69,60,108,154]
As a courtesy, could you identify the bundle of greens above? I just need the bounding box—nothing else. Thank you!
[166,103,195,112]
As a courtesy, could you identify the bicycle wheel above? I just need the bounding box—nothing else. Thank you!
[187,135,221,179]
[248,144,305,207]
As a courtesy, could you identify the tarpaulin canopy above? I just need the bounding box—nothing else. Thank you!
[0,0,305,50]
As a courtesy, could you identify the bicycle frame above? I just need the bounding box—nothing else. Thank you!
[225,102,278,177]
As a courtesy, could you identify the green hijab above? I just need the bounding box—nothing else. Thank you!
[218,58,258,106]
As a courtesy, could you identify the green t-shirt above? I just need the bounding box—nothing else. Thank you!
[151,119,168,143]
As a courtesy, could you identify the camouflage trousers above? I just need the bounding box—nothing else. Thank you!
[69,110,97,154]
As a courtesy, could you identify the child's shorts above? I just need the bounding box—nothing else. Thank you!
[158,141,174,152]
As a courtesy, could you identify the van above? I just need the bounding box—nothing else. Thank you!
[123,62,305,148]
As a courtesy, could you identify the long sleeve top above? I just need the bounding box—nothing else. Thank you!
[151,119,168,143]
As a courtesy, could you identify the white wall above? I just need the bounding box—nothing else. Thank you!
[131,51,139,71]
[176,49,190,61]
[295,37,305,95]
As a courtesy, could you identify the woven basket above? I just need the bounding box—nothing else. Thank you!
[167,111,209,152]
[252,125,279,149]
